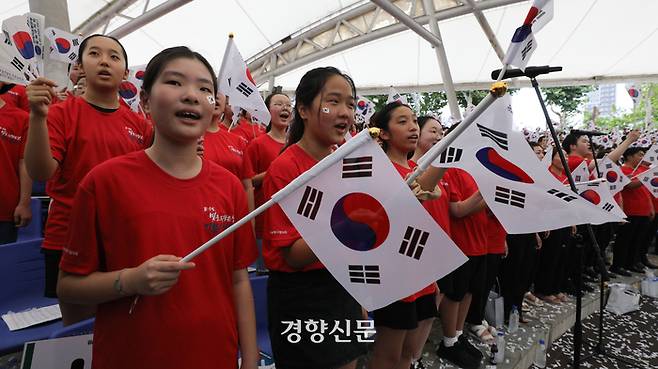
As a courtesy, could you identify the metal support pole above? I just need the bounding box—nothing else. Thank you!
[108,0,192,39]
[370,0,461,120]
[268,54,276,92]
[463,0,505,61]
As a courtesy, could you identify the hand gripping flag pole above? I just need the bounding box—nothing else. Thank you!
[408,82,508,185]
[181,128,381,262]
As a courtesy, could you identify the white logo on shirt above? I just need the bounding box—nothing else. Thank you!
[124,126,144,145]
[202,206,236,235]
[0,126,22,144]
[228,145,243,157]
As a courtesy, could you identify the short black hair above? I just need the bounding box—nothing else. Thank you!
[562,132,584,154]
[623,147,644,159]
[77,34,128,70]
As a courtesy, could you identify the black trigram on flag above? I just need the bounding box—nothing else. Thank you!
[342,156,372,178]
[3,31,11,45]
[398,226,429,260]
[236,82,253,97]
[297,186,323,220]
[494,186,526,208]
[604,162,613,170]
[437,147,463,164]
[602,203,614,212]
[348,265,381,284]
[574,174,584,182]
[72,39,79,46]
[477,124,508,150]
[10,57,24,71]
[68,52,77,61]
[547,188,578,202]
[609,184,618,192]
[521,39,534,61]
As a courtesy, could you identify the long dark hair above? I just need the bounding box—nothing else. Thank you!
[283,67,356,151]
[141,46,217,96]
[264,92,289,133]
[370,101,412,152]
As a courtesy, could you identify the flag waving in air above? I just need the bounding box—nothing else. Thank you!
[598,156,630,194]
[45,27,80,64]
[217,35,270,125]
[502,0,554,70]
[119,65,146,113]
[575,181,626,219]
[420,95,624,233]
[2,13,45,77]
[571,160,591,183]
[278,132,466,310]
[386,86,408,105]
[355,95,376,127]
[636,166,658,198]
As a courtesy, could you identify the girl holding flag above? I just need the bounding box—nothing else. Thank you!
[261,67,367,369]
[368,105,442,369]
[24,34,153,325]
[56,46,259,369]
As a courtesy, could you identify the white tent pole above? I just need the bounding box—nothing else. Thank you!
[268,54,276,92]
[463,0,505,61]
[370,0,461,120]
[107,0,192,39]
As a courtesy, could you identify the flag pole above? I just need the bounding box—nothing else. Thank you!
[408,81,508,185]
[217,33,234,89]
[181,128,381,262]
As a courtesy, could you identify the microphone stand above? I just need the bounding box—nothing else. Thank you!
[579,136,644,368]
[504,67,645,369]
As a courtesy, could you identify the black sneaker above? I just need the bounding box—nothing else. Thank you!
[436,341,480,369]
[459,334,484,360]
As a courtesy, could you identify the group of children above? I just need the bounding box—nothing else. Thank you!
[1,34,657,369]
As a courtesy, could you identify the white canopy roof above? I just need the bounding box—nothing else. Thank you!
[2,0,657,93]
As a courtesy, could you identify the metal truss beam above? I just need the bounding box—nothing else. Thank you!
[74,0,138,36]
[249,0,526,84]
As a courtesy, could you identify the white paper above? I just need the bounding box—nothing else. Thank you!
[2,304,62,331]
[21,334,93,369]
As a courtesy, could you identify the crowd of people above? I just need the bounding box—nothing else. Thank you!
[1,34,657,369]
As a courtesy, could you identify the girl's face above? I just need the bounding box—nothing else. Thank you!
[269,94,292,129]
[552,151,564,170]
[141,57,216,143]
[533,145,544,160]
[381,106,419,154]
[299,74,355,146]
[80,36,127,91]
[418,118,442,153]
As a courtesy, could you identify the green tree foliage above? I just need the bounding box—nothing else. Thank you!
[541,85,593,128]
[588,83,658,130]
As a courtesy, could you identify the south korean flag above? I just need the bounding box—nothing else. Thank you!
[119,65,146,113]
[575,181,626,219]
[278,132,466,310]
[45,27,80,64]
[636,166,658,198]
[597,156,630,195]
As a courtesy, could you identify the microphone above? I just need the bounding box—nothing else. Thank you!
[570,129,607,137]
[491,66,562,80]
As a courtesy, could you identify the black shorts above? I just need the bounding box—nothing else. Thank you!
[373,293,437,330]
[437,255,487,302]
[267,269,367,369]
[42,249,62,298]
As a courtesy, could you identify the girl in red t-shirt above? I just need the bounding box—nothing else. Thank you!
[243,93,291,271]
[262,67,367,369]
[57,46,258,369]
[25,34,153,325]
[368,103,442,369]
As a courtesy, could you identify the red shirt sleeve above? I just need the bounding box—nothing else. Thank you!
[60,180,101,275]
[231,178,258,269]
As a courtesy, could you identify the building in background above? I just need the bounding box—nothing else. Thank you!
[585,84,617,117]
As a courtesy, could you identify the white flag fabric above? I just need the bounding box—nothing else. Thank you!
[422,95,623,233]
[503,25,536,71]
[642,143,658,166]
[45,27,80,64]
[626,84,642,105]
[278,133,467,310]
[541,145,553,167]
[2,14,44,77]
[355,95,376,127]
[572,160,591,184]
[528,0,554,33]
[386,87,408,105]
[636,166,658,198]
[217,37,270,125]
[119,64,146,113]
[574,181,626,219]
[0,22,39,84]
[598,157,630,195]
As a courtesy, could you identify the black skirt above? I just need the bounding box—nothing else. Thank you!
[267,269,368,369]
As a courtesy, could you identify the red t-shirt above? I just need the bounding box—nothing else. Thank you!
[232,118,265,144]
[486,212,506,254]
[262,144,324,272]
[243,134,285,238]
[445,168,488,256]
[621,165,652,216]
[1,85,29,112]
[60,151,256,369]
[0,105,29,221]
[392,161,438,302]
[43,96,153,250]
[203,129,248,180]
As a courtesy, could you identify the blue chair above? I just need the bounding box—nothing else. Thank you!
[48,318,94,339]
[0,238,62,354]
[249,275,271,357]
[17,198,43,242]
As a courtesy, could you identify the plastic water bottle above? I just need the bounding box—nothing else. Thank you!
[489,343,498,365]
[494,332,505,363]
[534,339,547,368]
[508,305,519,333]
